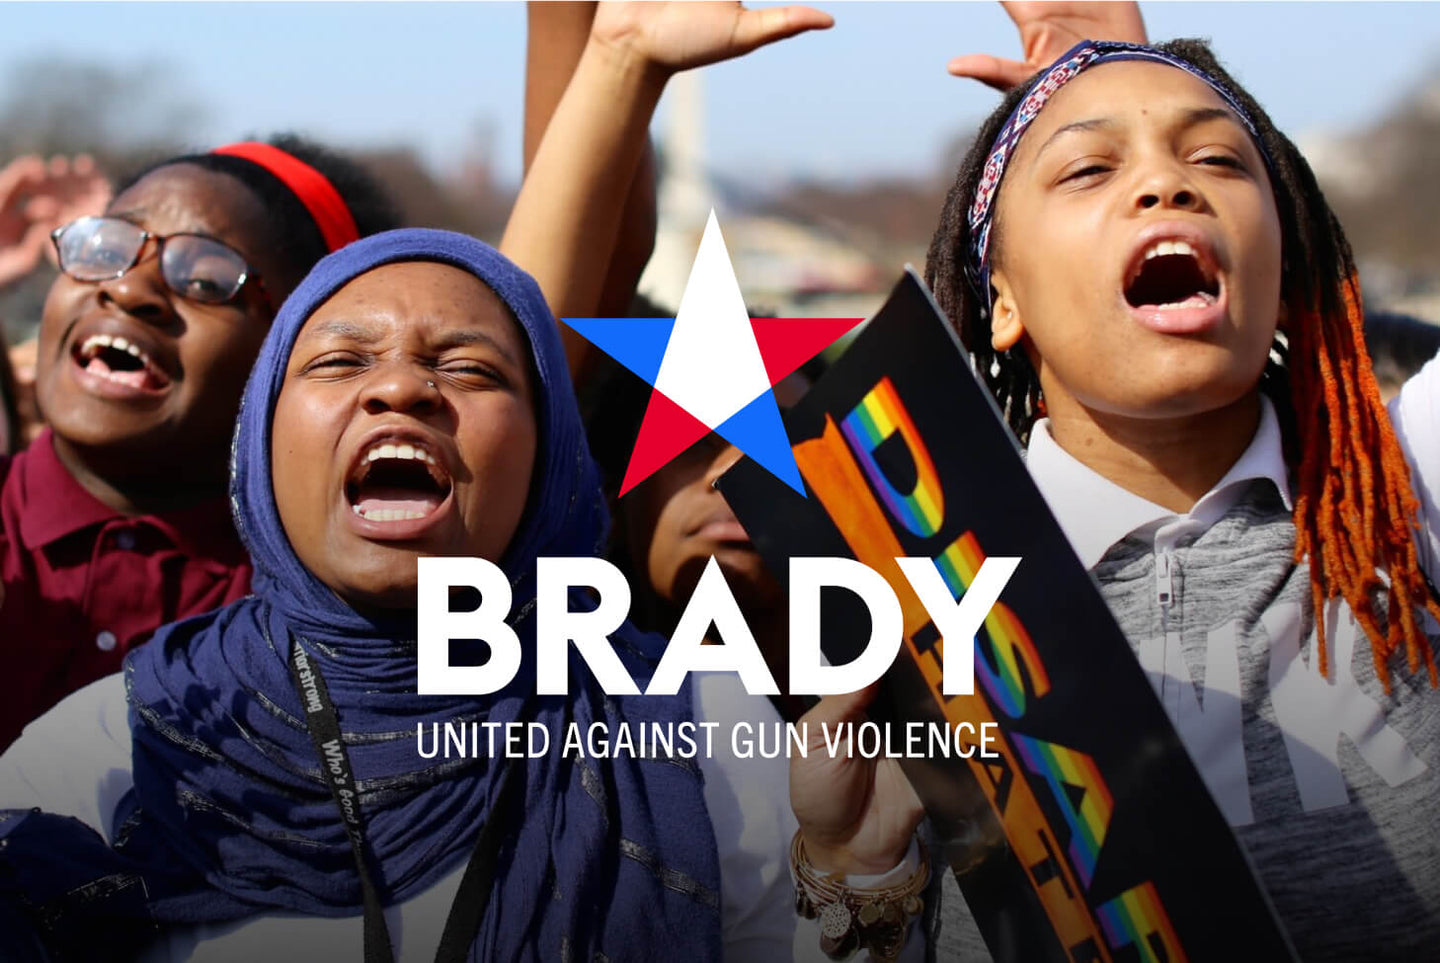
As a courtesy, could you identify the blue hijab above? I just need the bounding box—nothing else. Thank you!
[0,230,722,962]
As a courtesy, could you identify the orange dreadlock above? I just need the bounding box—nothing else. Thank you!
[1289,272,1440,690]
[924,38,1440,692]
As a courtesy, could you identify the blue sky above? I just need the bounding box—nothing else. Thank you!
[2,2,1438,185]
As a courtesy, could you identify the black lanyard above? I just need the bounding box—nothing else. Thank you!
[289,640,521,963]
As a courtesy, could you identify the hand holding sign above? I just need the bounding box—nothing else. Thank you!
[791,683,925,875]
[723,272,1296,961]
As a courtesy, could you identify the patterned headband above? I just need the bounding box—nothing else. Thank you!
[966,40,1272,302]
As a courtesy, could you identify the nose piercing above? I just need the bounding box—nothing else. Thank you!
[426,380,437,389]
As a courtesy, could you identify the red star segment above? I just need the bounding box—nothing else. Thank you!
[751,318,863,387]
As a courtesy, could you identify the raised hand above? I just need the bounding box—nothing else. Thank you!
[0,154,112,290]
[790,684,925,875]
[948,1,1147,92]
[591,1,833,75]
[503,1,830,374]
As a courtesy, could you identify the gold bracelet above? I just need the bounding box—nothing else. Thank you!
[791,831,930,962]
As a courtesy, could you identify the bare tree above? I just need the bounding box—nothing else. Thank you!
[0,57,204,172]
[1321,62,1440,287]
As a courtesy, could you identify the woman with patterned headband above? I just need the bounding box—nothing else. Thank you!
[0,134,400,749]
[795,37,1440,962]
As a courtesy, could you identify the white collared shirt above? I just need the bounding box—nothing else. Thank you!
[1013,359,1440,961]
[1025,358,1440,581]
[1025,394,1293,572]
[1022,365,1440,818]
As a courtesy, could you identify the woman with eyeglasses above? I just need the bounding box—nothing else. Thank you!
[0,134,399,750]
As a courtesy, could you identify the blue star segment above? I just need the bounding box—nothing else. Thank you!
[561,317,676,386]
[711,385,805,493]
[562,211,862,497]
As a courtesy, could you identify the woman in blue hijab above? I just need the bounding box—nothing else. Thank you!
[0,229,795,962]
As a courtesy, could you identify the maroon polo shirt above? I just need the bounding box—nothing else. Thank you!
[0,430,252,750]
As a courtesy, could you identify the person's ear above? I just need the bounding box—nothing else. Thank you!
[989,270,1025,352]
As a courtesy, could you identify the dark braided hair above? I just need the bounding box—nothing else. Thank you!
[117,133,401,295]
[926,38,1440,690]
[926,76,1039,443]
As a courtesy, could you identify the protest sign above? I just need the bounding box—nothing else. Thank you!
[719,270,1297,962]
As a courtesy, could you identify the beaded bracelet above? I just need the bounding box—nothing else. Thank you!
[791,831,930,961]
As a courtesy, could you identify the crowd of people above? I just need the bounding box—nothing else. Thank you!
[0,2,1437,961]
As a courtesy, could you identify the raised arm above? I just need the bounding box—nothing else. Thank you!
[523,2,658,342]
[499,1,833,380]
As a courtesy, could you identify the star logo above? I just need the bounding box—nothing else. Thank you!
[565,211,862,496]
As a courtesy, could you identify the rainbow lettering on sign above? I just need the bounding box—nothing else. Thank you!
[841,378,945,537]
[936,533,1051,718]
[1095,881,1186,963]
[809,375,1191,962]
[1010,733,1114,889]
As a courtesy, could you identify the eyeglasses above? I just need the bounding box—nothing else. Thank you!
[51,216,271,309]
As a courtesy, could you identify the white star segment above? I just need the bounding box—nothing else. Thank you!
[563,211,862,496]
[653,211,772,430]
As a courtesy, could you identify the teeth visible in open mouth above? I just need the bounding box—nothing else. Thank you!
[1143,239,1196,260]
[364,442,436,465]
[348,438,449,524]
[1125,236,1220,309]
[75,332,167,390]
[80,333,149,364]
[1128,240,1206,287]
[351,504,431,521]
[1152,296,1213,311]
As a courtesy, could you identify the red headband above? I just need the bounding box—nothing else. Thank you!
[211,142,360,253]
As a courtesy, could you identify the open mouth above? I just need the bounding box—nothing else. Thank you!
[1124,240,1220,312]
[72,333,172,392]
[345,440,453,523]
